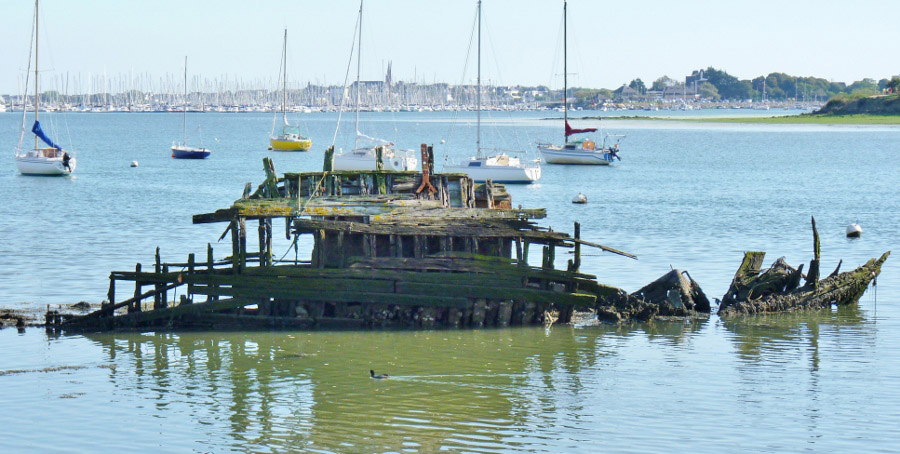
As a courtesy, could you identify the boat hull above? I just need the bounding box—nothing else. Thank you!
[269,137,312,151]
[333,151,418,172]
[15,154,75,176]
[539,146,615,165]
[171,146,211,159]
[443,163,541,183]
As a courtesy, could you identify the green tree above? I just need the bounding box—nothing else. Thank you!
[698,82,720,100]
[628,78,647,95]
[650,76,675,92]
[886,77,900,93]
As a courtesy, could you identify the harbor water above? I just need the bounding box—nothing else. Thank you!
[1,111,898,452]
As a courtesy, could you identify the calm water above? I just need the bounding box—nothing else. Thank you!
[1,110,898,452]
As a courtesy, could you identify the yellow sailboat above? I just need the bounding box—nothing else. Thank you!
[269,29,311,152]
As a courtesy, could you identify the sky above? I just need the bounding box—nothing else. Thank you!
[1,0,897,95]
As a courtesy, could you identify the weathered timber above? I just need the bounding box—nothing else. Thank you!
[718,251,888,316]
[718,219,888,316]
[592,269,710,322]
[62,152,637,331]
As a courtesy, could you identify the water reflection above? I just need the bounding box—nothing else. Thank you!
[78,322,704,451]
[720,305,870,364]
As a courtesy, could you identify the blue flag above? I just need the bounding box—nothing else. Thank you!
[31,121,61,150]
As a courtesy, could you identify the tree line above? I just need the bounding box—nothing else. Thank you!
[563,68,900,104]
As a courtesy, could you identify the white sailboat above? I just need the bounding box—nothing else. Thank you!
[443,0,540,183]
[15,0,76,176]
[538,0,622,166]
[269,29,312,152]
[171,56,211,159]
[332,0,417,172]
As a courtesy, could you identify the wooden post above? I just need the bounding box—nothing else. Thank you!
[515,237,523,264]
[323,145,334,172]
[375,146,384,171]
[207,243,217,302]
[186,253,195,303]
[107,275,116,306]
[415,144,437,195]
[238,217,247,272]
[414,235,424,258]
[258,218,266,266]
[130,263,142,313]
[154,247,162,309]
[231,218,240,274]
[568,222,581,273]
[807,216,821,287]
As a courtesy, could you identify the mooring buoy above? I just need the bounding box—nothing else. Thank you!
[846,223,862,238]
[130,161,139,167]
[572,193,587,204]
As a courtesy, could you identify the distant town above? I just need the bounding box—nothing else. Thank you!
[3,66,897,114]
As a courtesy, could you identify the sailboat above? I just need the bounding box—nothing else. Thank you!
[15,0,76,176]
[332,0,417,172]
[269,29,312,152]
[443,0,540,183]
[537,0,622,166]
[171,56,211,159]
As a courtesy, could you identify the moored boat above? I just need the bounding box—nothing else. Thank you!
[171,56,211,159]
[332,1,417,171]
[15,0,76,176]
[538,0,622,166]
[269,29,312,152]
[443,0,540,184]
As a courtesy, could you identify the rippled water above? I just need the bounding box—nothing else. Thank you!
[1,111,898,452]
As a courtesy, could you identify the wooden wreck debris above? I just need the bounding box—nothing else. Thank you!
[54,148,638,332]
[718,217,889,316]
[594,269,711,322]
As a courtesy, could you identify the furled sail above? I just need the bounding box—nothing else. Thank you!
[564,120,597,137]
[31,121,61,150]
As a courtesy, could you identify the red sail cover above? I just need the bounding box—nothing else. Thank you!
[565,121,597,137]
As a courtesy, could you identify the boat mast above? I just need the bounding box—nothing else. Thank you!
[476,0,481,158]
[183,56,187,145]
[282,29,287,126]
[34,0,39,150]
[355,0,362,136]
[563,0,567,144]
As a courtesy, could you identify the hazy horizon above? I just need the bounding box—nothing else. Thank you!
[1,0,897,95]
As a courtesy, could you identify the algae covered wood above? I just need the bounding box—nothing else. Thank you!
[718,218,888,316]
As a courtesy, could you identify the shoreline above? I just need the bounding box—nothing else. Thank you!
[571,114,900,125]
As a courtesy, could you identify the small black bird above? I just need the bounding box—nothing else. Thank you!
[370,369,389,379]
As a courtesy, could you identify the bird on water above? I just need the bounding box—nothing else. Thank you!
[370,370,389,379]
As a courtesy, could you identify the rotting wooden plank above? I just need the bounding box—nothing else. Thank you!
[191,286,471,309]
[395,282,596,308]
[186,274,397,294]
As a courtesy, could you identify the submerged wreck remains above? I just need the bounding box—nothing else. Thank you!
[52,145,670,331]
[718,217,888,316]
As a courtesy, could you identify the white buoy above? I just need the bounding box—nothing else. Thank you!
[846,223,862,238]
[440,139,446,144]
[572,193,587,204]
[130,161,139,167]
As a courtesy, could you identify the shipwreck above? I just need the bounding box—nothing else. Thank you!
[50,145,666,331]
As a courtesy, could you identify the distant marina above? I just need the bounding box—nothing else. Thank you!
[0,83,823,114]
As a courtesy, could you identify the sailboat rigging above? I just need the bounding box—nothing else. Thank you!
[443,0,541,183]
[332,0,418,172]
[171,56,211,159]
[269,29,312,152]
[538,0,623,165]
[15,0,77,176]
